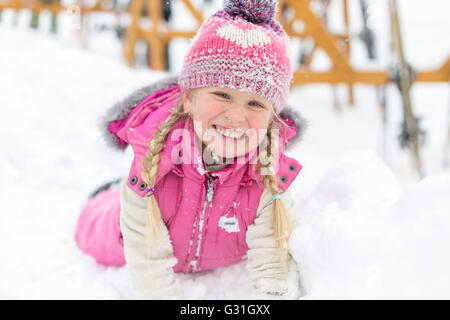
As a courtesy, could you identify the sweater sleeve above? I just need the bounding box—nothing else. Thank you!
[246,187,300,298]
[119,181,181,299]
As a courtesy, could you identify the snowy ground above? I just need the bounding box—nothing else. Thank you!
[1,0,449,299]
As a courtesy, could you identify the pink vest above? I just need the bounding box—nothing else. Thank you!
[109,85,302,273]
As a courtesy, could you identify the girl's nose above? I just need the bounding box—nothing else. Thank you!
[224,103,246,124]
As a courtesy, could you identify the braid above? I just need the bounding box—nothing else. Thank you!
[258,121,293,272]
[141,100,187,247]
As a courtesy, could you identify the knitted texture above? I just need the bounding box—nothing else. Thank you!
[178,0,292,111]
[224,0,277,24]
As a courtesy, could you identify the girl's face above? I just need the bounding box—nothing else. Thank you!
[183,87,274,160]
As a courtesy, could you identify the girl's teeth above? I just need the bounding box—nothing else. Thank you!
[215,126,245,139]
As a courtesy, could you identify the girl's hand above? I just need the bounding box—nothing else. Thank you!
[266,287,301,300]
[255,287,301,300]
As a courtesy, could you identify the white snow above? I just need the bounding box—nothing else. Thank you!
[1,0,449,299]
[290,151,450,299]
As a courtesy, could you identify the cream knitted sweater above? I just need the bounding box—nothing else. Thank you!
[119,181,300,299]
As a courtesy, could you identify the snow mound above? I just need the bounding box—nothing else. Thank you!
[290,150,450,299]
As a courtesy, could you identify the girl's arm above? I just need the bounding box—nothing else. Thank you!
[119,181,181,299]
[246,187,300,299]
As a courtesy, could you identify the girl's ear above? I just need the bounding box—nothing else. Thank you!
[182,90,193,114]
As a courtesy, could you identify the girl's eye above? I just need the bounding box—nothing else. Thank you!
[248,101,264,108]
[213,92,230,99]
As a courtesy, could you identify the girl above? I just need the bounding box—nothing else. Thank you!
[75,0,306,299]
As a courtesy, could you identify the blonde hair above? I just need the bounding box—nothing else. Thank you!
[256,119,294,272]
[141,100,187,245]
[141,98,293,270]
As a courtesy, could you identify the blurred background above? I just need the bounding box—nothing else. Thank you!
[1,0,449,299]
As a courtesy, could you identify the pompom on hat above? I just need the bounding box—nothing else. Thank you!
[178,0,293,112]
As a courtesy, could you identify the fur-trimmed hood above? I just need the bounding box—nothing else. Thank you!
[100,75,307,152]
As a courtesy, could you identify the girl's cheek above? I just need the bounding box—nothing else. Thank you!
[199,107,222,124]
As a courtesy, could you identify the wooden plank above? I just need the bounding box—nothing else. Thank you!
[415,58,450,82]
[293,70,388,84]
[286,0,353,72]
[181,0,202,25]
[148,0,165,70]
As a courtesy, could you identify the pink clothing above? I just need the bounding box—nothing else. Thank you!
[179,2,292,111]
[75,186,125,266]
[75,83,302,272]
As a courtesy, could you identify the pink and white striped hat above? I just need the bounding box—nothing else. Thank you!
[178,0,292,112]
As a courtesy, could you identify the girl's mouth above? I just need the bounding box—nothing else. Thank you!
[212,124,246,140]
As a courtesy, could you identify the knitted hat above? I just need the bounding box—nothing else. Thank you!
[178,0,292,112]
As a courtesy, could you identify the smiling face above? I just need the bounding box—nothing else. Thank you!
[182,87,274,160]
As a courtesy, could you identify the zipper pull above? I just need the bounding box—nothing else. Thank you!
[206,175,215,202]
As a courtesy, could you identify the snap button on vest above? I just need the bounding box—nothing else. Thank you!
[289,164,296,172]
[280,176,287,183]
[130,176,138,185]
[139,182,147,191]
